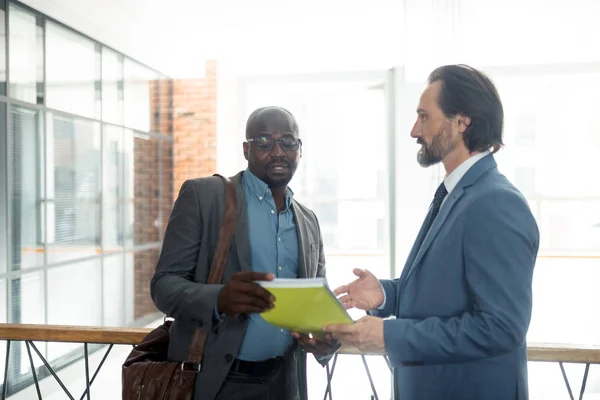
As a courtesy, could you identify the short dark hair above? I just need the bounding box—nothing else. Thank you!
[428,65,504,153]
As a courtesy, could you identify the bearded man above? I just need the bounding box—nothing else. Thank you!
[324,65,540,400]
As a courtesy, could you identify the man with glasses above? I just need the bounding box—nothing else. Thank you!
[151,106,339,400]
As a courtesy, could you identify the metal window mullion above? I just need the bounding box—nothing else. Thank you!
[5,0,9,98]
[97,44,104,326]
[158,138,163,243]
[39,14,45,106]
[39,18,49,348]
[386,67,398,280]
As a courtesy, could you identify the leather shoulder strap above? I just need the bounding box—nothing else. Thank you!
[186,174,238,364]
[207,174,238,284]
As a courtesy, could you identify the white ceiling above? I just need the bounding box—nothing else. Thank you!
[19,0,405,78]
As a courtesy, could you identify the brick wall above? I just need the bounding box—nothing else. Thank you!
[173,60,218,193]
[133,60,218,320]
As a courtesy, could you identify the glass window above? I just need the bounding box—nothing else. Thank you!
[8,4,43,103]
[538,200,600,252]
[124,129,134,247]
[0,101,6,274]
[47,259,102,360]
[10,272,46,377]
[103,124,124,251]
[102,47,123,125]
[0,278,6,380]
[160,139,174,239]
[11,272,45,325]
[154,77,172,134]
[103,254,125,326]
[46,112,101,262]
[130,132,160,246]
[45,21,99,118]
[0,2,6,95]
[124,59,158,132]
[514,167,536,197]
[132,248,160,319]
[10,106,44,270]
[495,72,600,198]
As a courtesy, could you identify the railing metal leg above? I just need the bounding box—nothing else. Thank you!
[28,341,75,400]
[384,355,392,373]
[2,341,11,400]
[25,342,42,400]
[361,355,379,400]
[578,363,590,400]
[79,344,113,400]
[84,343,91,400]
[322,353,338,400]
[559,361,575,400]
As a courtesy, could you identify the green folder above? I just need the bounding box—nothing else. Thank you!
[257,278,354,336]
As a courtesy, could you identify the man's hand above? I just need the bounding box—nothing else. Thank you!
[291,332,342,356]
[217,272,275,317]
[322,316,385,354]
[334,268,384,311]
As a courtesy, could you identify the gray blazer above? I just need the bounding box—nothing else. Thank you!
[150,171,330,400]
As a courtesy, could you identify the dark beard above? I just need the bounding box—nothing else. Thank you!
[417,123,457,167]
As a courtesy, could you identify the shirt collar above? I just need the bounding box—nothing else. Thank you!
[243,169,294,207]
[443,151,490,194]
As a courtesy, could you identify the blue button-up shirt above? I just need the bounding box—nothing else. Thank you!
[236,169,299,361]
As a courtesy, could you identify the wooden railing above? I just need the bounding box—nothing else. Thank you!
[0,324,599,400]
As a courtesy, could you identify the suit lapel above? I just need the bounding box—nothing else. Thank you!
[397,207,434,283]
[400,153,498,287]
[231,172,251,272]
[402,187,465,284]
[291,202,309,278]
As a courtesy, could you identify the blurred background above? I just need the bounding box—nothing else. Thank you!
[1,0,600,398]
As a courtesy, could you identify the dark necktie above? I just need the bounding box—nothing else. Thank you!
[424,182,448,233]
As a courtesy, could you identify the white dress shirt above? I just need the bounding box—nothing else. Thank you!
[440,151,490,207]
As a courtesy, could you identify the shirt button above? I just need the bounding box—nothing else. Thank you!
[280,329,284,333]
[278,266,282,271]
[259,196,263,201]
[225,354,233,362]
[278,237,281,241]
[271,210,275,214]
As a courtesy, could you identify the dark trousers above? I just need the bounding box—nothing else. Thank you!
[215,357,286,400]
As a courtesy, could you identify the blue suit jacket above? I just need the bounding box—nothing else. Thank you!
[372,154,539,400]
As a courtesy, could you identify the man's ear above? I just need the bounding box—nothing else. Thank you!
[243,142,249,160]
[456,114,471,134]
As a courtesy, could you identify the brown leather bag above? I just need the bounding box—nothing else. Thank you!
[122,175,238,400]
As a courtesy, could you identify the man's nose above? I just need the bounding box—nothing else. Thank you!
[410,120,420,138]
[269,140,285,157]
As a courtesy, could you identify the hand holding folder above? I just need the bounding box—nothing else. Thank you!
[256,278,354,337]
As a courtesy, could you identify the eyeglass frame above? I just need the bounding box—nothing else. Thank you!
[246,135,303,152]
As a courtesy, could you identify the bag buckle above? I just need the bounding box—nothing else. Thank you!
[180,361,201,373]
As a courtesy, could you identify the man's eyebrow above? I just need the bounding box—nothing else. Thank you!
[258,131,294,136]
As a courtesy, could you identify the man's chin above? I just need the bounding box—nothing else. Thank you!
[265,173,292,188]
[417,153,441,168]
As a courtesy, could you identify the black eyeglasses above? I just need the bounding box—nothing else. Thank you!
[247,136,302,152]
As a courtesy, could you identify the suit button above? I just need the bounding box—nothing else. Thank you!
[225,354,233,362]
[239,314,247,322]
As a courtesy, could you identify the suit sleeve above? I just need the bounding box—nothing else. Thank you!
[384,191,539,366]
[150,179,224,331]
[368,279,399,319]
